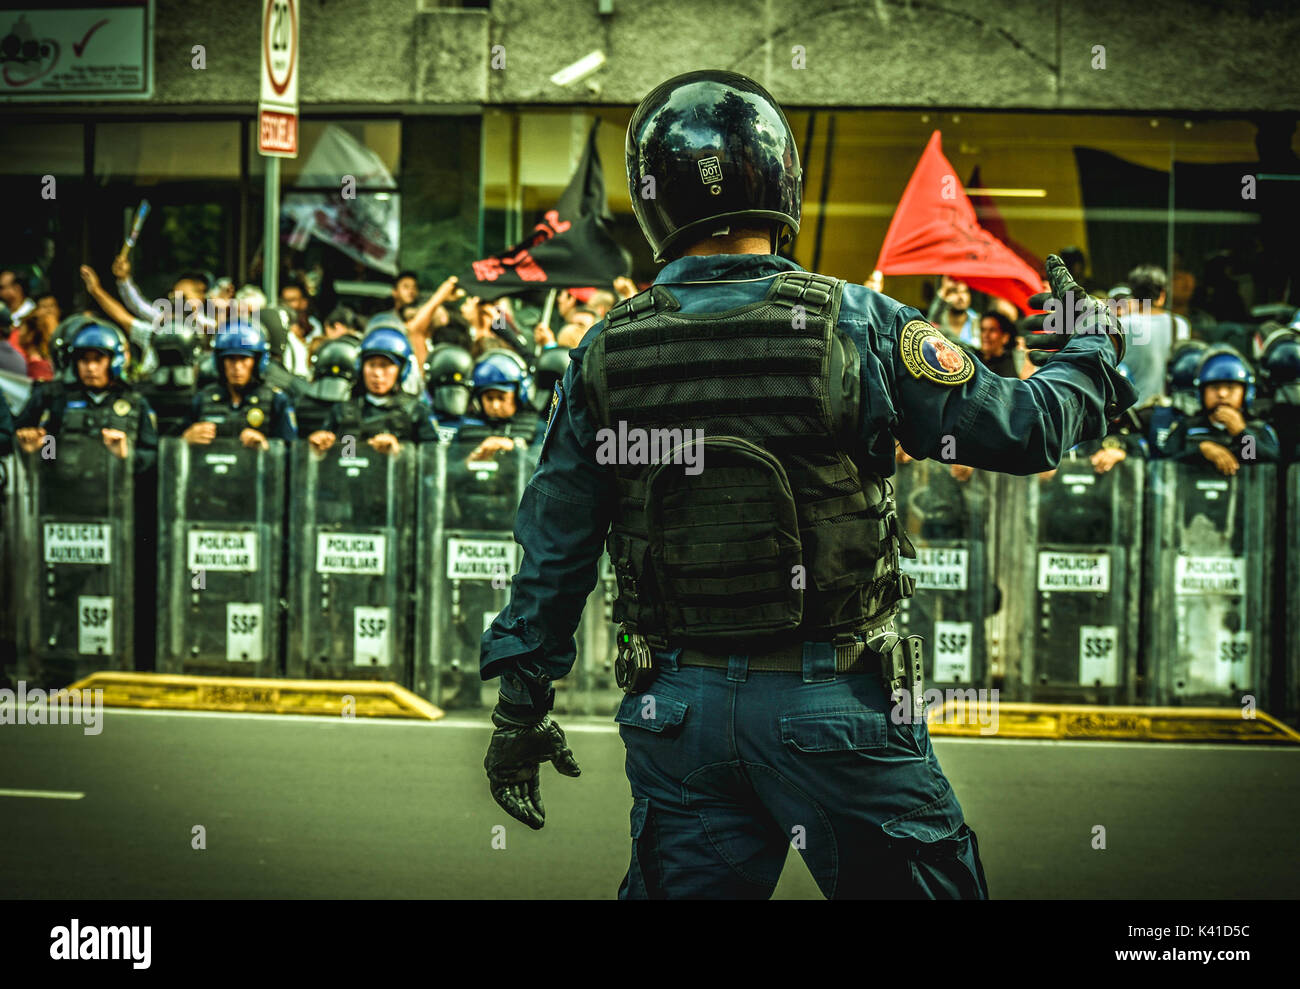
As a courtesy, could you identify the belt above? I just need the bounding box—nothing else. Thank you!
[673,613,897,675]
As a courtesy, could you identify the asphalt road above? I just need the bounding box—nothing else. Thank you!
[2,708,1297,899]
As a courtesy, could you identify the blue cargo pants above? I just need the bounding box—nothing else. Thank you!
[615,642,990,899]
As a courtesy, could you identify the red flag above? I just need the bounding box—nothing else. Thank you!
[875,131,1045,313]
[966,165,1047,282]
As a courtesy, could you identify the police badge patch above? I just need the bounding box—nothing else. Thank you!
[112,399,131,417]
[900,319,975,386]
[246,407,265,428]
[540,382,562,461]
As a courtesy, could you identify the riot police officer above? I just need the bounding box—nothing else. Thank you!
[0,394,13,456]
[297,335,361,437]
[1158,344,1280,474]
[182,323,297,449]
[460,351,540,462]
[480,70,1135,899]
[1145,339,1209,457]
[307,326,438,455]
[14,322,158,472]
[424,343,474,443]
[1258,326,1300,463]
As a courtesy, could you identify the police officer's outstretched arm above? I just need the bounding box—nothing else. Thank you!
[892,256,1137,473]
[481,359,614,830]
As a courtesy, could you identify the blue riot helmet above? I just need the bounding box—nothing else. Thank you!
[424,344,474,417]
[69,322,128,383]
[1194,345,1255,412]
[471,350,532,415]
[357,326,413,389]
[213,322,270,384]
[1166,339,1209,416]
[531,345,570,414]
[1260,327,1300,407]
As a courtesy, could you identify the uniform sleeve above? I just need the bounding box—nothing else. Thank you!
[871,302,1138,475]
[479,354,616,695]
[1242,422,1280,464]
[274,392,298,442]
[133,396,158,474]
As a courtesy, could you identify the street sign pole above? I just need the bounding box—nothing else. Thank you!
[263,156,280,303]
[258,0,299,308]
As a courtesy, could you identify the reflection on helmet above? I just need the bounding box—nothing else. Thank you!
[471,350,532,409]
[213,323,270,383]
[626,69,801,263]
[69,323,127,383]
[51,315,100,372]
[358,326,413,386]
[425,344,474,418]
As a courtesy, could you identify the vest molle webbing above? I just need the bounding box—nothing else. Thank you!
[582,270,915,650]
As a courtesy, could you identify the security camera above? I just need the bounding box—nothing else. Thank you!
[551,51,606,88]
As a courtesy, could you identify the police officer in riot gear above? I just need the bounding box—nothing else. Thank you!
[480,70,1135,899]
[1145,340,1209,456]
[0,394,14,456]
[183,323,297,448]
[1158,344,1280,474]
[297,335,362,437]
[15,322,159,473]
[459,350,541,464]
[531,345,570,414]
[308,326,438,455]
[136,320,203,437]
[424,343,474,443]
[1257,326,1300,463]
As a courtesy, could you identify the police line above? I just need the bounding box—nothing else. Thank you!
[2,442,1297,722]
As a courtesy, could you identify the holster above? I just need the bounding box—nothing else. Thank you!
[867,630,926,721]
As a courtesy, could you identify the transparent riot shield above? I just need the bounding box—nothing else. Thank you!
[14,438,135,687]
[414,433,534,710]
[1285,464,1299,725]
[892,459,995,691]
[1146,461,1275,710]
[996,455,1143,704]
[568,552,623,717]
[155,437,286,677]
[285,440,417,685]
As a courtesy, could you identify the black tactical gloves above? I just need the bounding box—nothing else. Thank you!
[484,673,581,830]
[1024,255,1126,366]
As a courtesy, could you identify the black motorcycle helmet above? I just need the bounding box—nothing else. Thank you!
[531,345,570,413]
[424,343,474,418]
[1260,326,1300,406]
[626,70,802,263]
[307,335,362,403]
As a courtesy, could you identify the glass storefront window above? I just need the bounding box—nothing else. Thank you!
[94,121,240,182]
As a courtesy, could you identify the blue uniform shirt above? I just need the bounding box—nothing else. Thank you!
[480,253,1136,708]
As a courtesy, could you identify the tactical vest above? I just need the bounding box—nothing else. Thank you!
[458,412,538,444]
[58,385,143,438]
[333,391,423,441]
[582,270,915,650]
[196,382,279,438]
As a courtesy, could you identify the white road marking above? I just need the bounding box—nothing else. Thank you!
[0,788,85,800]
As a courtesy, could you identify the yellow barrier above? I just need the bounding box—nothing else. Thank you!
[61,672,444,721]
[925,700,1300,743]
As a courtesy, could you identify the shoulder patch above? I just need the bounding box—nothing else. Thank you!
[540,382,562,460]
[900,319,974,386]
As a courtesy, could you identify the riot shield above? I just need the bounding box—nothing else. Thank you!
[155,437,286,677]
[1285,464,1299,725]
[1145,461,1275,709]
[414,433,533,709]
[285,439,417,684]
[995,455,1143,704]
[13,437,135,687]
[0,451,15,676]
[892,459,995,691]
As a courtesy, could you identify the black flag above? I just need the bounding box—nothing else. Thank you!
[459,119,628,299]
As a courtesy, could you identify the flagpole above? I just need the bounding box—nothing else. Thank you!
[540,288,558,335]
